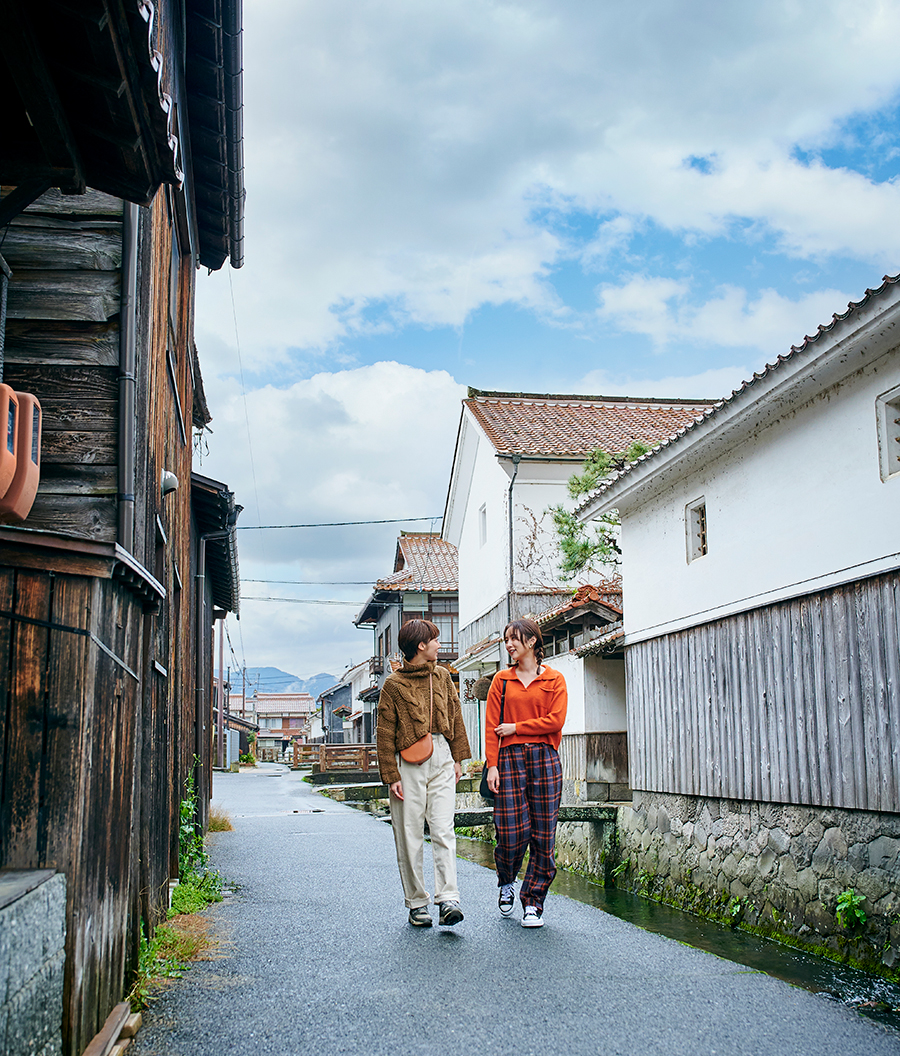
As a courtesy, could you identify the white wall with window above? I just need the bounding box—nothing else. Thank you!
[584,314,900,643]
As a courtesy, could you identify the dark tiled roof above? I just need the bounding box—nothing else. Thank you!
[376,532,458,592]
[576,274,900,510]
[465,389,717,457]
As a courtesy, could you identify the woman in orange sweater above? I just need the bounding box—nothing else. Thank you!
[485,618,567,927]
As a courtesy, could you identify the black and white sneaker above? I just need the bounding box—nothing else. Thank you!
[521,905,544,928]
[438,901,464,926]
[498,883,515,916]
[409,906,432,927]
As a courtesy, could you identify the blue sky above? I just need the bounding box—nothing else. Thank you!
[194,0,900,680]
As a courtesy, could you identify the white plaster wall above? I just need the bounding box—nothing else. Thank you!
[544,654,584,733]
[456,431,514,627]
[619,351,900,637]
[583,656,627,731]
[513,475,578,591]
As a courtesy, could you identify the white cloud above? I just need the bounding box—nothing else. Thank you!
[596,276,853,355]
[574,366,752,402]
[195,0,900,366]
[198,363,466,676]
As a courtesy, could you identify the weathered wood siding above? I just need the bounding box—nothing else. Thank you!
[3,189,123,542]
[0,183,209,1055]
[626,569,900,812]
[0,565,143,1052]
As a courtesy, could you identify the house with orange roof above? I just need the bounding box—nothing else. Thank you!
[577,277,900,969]
[442,388,715,781]
[354,532,460,731]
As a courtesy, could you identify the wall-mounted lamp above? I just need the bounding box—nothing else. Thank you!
[161,470,179,496]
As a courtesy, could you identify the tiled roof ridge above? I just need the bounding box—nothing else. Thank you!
[574,273,900,513]
[467,387,718,406]
[535,581,624,625]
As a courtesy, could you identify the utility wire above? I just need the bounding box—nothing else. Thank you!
[240,596,362,606]
[238,516,442,530]
[228,268,262,525]
[243,579,373,585]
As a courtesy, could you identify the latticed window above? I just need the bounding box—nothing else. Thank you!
[686,498,708,562]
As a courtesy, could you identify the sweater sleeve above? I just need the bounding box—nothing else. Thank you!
[376,682,401,785]
[514,672,568,737]
[484,674,504,769]
[445,672,471,764]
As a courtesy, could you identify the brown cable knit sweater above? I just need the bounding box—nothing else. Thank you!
[376,661,471,785]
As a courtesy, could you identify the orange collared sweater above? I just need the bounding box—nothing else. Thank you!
[484,665,567,769]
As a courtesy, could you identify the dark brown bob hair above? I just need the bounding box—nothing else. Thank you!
[503,618,544,667]
[398,618,440,661]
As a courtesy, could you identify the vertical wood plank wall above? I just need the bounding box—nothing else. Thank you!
[626,570,900,813]
[0,181,210,1055]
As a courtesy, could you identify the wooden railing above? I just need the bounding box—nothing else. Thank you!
[292,743,320,767]
[317,743,378,772]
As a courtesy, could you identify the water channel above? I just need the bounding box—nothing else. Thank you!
[456,835,900,1030]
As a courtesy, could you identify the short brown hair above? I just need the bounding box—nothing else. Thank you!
[398,619,439,661]
[503,618,545,667]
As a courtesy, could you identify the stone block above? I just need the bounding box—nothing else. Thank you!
[781,806,810,837]
[806,900,836,935]
[855,867,890,904]
[848,842,869,873]
[796,867,819,902]
[804,818,825,844]
[779,854,797,888]
[818,877,843,908]
[874,892,900,919]
[609,784,632,802]
[657,806,671,835]
[736,854,758,885]
[767,826,791,856]
[869,836,900,881]
[721,853,739,880]
[790,832,815,870]
[811,823,849,874]
[646,806,658,832]
[731,879,749,899]
[757,848,777,878]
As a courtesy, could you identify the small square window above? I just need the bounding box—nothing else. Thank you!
[876,384,900,482]
[686,497,708,562]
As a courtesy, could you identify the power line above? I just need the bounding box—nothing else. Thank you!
[228,268,262,525]
[237,516,442,530]
[243,579,373,585]
[240,596,363,606]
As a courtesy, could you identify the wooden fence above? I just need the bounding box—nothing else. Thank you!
[292,743,319,767]
[317,744,379,772]
[626,569,900,812]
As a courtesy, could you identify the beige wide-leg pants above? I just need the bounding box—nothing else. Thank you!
[389,733,460,909]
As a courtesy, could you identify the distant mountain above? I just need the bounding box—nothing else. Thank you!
[224,667,337,699]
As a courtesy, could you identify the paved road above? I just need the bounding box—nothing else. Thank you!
[131,764,900,1056]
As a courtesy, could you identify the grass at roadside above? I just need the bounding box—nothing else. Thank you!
[127,913,217,1011]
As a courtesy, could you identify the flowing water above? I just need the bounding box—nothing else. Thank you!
[456,835,900,1029]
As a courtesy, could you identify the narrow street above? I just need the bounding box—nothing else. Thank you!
[126,766,900,1056]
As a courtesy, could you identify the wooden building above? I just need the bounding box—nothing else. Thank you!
[0,3,244,1053]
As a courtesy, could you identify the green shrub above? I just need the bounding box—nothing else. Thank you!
[836,888,867,930]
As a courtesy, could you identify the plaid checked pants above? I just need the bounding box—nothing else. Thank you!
[494,743,562,909]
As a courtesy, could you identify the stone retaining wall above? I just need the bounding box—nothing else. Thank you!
[617,791,900,976]
[0,871,67,1056]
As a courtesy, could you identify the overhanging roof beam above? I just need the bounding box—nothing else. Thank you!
[0,0,86,193]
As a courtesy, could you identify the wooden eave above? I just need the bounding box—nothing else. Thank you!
[0,0,245,271]
[0,0,183,205]
[0,526,165,610]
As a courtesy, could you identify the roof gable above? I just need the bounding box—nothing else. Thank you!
[376,532,458,592]
[577,274,900,518]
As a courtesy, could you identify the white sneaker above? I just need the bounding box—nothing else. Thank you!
[521,905,544,928]
[498,883,515,916]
